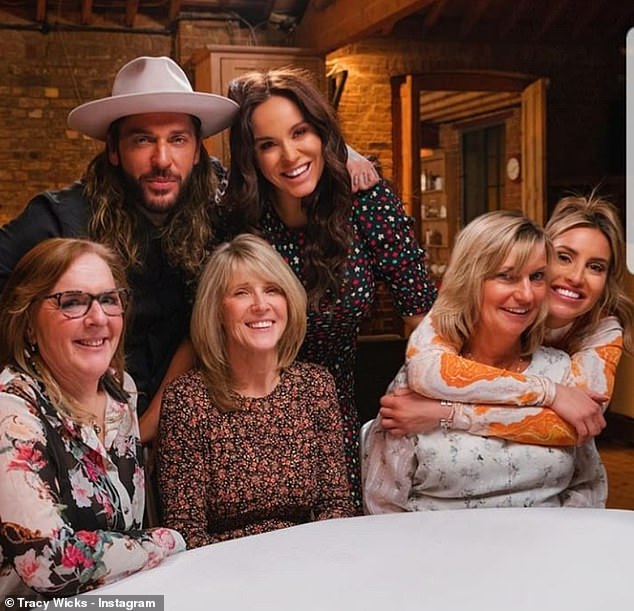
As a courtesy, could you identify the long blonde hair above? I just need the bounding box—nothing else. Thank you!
[191,234,307,412]
[546,194,633,354]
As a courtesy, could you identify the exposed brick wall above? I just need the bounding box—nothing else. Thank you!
[0,28,171,224]
[0,19,280,224]
[2,26,622,220]
[327,37,623,335]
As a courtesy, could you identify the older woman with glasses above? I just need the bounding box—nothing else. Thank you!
[0,238,184,600]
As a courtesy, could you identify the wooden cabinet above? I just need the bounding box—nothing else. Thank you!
[192,45,325,166]
[420,151,456,281]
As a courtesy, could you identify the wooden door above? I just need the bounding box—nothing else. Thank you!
[521,78,548,226]
[392,71,548,248]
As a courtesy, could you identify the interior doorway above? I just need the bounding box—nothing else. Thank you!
[391,72,548,250]
[462,122,506,223]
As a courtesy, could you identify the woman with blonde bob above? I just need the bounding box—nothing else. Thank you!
[363,210,590,512]
[0,238,184,600]
[158,234,354,548]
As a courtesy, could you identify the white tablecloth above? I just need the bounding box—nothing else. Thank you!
[96,508,633,610]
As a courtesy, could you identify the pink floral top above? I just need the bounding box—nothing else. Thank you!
[0,366,185,599]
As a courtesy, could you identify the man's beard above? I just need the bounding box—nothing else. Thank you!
[119,168,195,219]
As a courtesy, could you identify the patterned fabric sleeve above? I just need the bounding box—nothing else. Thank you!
[560,316,623,400]
[0,388,184,598]
[310,369,357,520]
[553,317,622,507]
[400,312,578,446]
[361,419,414,514]
[157,376,214,549]
[353,182,437,316]
[452,318,623,447]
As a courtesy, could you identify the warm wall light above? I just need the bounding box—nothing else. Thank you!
[420,148,435,158]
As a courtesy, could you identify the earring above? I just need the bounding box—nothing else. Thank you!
[28,342,37,354]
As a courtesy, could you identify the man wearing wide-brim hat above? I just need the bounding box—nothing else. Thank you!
[0,55,378,445]
[0,56,239,435]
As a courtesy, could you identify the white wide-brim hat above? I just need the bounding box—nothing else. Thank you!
[67,56,239,141]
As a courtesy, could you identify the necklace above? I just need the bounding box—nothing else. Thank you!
[461,351,527,373]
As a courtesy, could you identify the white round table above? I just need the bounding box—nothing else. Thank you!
[95,508,633,610]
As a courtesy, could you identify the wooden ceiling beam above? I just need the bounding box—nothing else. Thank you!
[499,0,529,39]
[536,0,569,40]
[421,0,449,36]
[168,0,184,21]
[459,0,494,39]
[421,91,520,123]
[35,0,46,22]
[80,0,93,25]
[125,0,140,28]
[296,0,438,53]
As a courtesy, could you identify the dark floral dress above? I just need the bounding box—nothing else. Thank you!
[0,366,184,599]
[257,182,437,506]
[157,362,355,549]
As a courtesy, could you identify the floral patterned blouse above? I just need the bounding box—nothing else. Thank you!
[157,362,355,549]
[362,346,593,512]
[0,366,185,600]
[257,182,437,506]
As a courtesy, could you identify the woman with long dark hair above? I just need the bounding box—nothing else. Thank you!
[223,68,437,507]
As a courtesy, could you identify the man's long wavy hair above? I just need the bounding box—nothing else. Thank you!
[82,116,217,286]
[224,67,353,310]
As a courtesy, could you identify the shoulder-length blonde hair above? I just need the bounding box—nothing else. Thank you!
[545,193,633,354]
[191,233,307,412]
[0,238,130,415]
[432,210,551,356]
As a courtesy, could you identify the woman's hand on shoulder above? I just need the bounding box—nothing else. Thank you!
[551,384,607,445]
[379,386,447,437]
[346,145,380,192]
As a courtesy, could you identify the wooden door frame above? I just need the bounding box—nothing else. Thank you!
[392,71,548,230]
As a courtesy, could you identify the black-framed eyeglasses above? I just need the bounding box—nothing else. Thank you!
[42,289,131,319]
